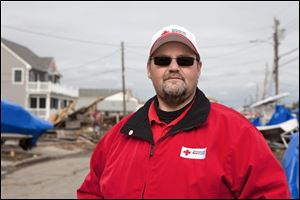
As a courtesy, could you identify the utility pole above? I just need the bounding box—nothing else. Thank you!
[250,18,284,96]
[262,63,269,100]
[273,18,280,95]
[255,83,259,102]
[121,41,127,116]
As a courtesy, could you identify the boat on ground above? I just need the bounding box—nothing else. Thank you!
[1,99,53,150]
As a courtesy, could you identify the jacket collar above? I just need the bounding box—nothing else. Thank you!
[120,88,210,144]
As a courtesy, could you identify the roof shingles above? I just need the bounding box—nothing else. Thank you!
[1,38,56,73]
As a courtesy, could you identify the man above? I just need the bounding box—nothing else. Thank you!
[77,25,290,199]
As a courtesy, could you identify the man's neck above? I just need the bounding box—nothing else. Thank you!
[157,90,196,112]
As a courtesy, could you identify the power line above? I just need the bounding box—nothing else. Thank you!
[280,56,299,67]
[203,35,274,60]
[275,5,294,18]
[285,25,299,35]
[200,41,255,49]
[125,40,260,50]
[63,49,120,71]
[125,44,148,49]
[207,57,272,69]
[3,24,283,52]
[279,47,299,58]
[2,24,120,47]
[65,68,121,81]
[283,16,299,29]
[127,67,146,72]
[2,24,151,49]
[281,68,299,77]
[204,43,260,59]
[125,48,148,57]
[280,82,299,88]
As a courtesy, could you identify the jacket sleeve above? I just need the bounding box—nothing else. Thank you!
[77,134,109,199]
[77,114,132,199]
[224,123,291,199]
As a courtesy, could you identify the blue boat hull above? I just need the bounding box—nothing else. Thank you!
[1,100,53,147]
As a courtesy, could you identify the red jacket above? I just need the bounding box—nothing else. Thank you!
[77,89,290,199]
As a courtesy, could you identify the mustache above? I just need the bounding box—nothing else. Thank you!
[163,73,184,81]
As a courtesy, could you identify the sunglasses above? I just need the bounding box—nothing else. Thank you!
[151,56,199,67]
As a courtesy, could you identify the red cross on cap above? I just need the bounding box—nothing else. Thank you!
[161,30,169,36]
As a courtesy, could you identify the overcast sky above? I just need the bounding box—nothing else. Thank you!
[1,1,299,109]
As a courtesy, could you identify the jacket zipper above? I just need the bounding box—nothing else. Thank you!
[149,143,154,157]
[141,128,194,198]
[141,143,154,198]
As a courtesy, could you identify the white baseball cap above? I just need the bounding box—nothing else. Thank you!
[149,25,200,59]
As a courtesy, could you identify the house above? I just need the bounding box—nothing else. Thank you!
[1,38,78,119]
[76,88,122,110]
[77,88,139,117]
[99,91,140,114]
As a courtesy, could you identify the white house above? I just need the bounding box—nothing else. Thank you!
[77,88,139,116]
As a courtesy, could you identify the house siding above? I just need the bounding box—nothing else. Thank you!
[1,44,27,107]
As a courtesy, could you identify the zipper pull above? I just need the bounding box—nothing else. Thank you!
[149,144,154,157]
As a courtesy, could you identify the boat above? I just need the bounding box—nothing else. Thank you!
[250,92,290,108]
[256,115,298,148]
[248,93,299,148]
[1,99,54,150]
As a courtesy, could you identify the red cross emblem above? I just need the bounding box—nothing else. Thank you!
[161,30,169,36]
[183,149,191,156]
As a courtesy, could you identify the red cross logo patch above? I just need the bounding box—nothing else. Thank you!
[180,146,207,159]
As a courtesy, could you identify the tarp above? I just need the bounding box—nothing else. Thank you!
[266,105,295,125]
[251,116,261,126]
[1,99,53,146]
[282,132,299,199]
[292,108,299,121]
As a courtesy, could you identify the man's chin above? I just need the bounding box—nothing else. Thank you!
[163,86,186,97]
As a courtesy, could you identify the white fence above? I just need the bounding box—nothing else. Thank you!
[27,82,78,97]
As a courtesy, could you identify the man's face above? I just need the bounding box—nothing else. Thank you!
[147,42,201,105]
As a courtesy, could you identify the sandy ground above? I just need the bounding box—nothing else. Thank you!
[1,152,92,199]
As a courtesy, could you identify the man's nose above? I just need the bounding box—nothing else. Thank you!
[168,58,180,71]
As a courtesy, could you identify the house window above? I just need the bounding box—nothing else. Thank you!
[51,98,58,109]
[13,68,24,84]
[54,75,60,84]
[30,97,37,108]
[39,98,46,108]
[48,75,54,83]
[60,99,68,108]
[29,70,35,82]
[14,70,22,82]
[40,72,47,82]
[64,100,68,107]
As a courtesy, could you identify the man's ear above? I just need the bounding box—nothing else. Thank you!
[197,61,202,75]
[147,64,152,79]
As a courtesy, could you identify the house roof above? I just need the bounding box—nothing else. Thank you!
[1,38,55,73]
[79,88,122,98]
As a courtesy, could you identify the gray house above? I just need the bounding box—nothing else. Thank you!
[1,38,78,119]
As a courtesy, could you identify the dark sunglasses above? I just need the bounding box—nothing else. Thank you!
[151,56,199,67]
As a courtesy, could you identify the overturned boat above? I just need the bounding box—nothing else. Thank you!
[254,105,298,148]
[249,93,299,148]
[1,99,53,150]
